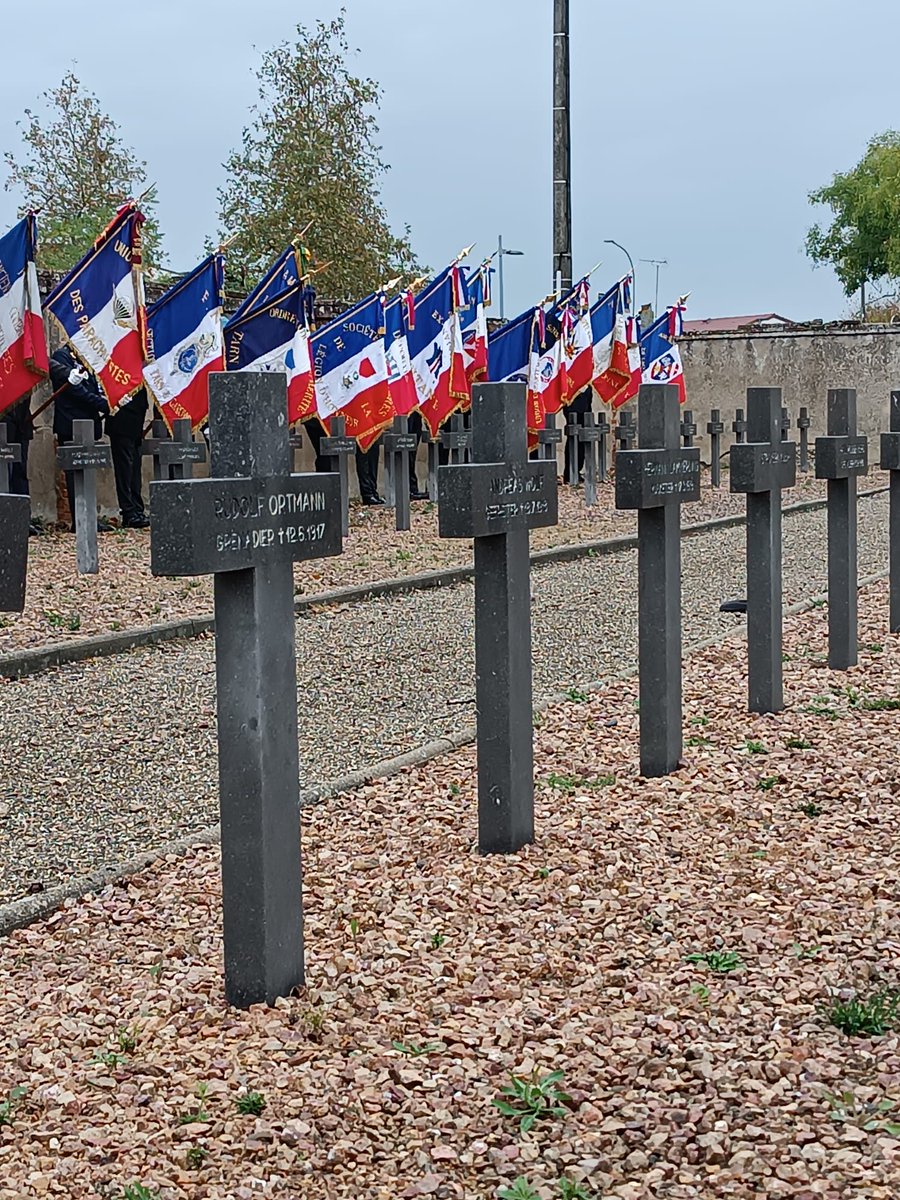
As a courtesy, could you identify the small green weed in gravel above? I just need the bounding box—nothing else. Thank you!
[744,739,768,755]
[691,983,710,1003]
[825,986,900,1037]
[689,714,709,726]
[236,1091,266,1116]
[686,950,743,974]
[809,598,827,609]
[537,866,550,879]
[493,1069,572,1134]
[430,932,445,949]
[785,736,813,750]
[66,613,81,632]
[392,1039,442,1057]
[396,549,412,563]
[565,687,589,703]
[44,610,64,628]
[685,735,712,748]
[117,1025,139,1054]
[449,782,461,796]
[185,1144,208,1169]
[122,1186,160,1200]
[0,1086,26,1127]
[177,1082,210,1126]
[148,959,164,982]
[859,696,900,712]
[798,800,823,817]
[92,1050,127,1070]
[793,942,821,960]
[757,776,778,791]
[806,696,840,719]
[750,849,767,858]
[862,642,884,653]
[498,1180,539,1200]
[558,1180,596,1200]
[348,916,361,947]
[826,1091,900,1136]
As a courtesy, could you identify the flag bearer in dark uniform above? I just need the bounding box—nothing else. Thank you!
[49,346,111,531]
[105,386,150,527]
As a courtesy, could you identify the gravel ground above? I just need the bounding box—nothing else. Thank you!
[0,491,890,906]
[1,469,850,653]
[1,584,899,1198]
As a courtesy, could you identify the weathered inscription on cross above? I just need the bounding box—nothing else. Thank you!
[438,382,558,854]
[616,384,700,776]
[150,373,342,1008]
[730,387,797,714]
[56,418,112,575]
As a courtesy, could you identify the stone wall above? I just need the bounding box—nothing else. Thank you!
[680,324,900,450]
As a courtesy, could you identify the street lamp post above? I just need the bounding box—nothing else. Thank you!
[604,239,636,315]
[497,234,525,321]
[641,258,668,317]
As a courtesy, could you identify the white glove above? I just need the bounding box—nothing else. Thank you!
[67,367,88,385]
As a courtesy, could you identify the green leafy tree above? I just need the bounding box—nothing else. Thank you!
[3,70,162,271]
[218,12,421,301]
[806,131,900,304]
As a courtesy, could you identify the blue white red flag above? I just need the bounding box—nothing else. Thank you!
[384,293,418,418]
[231,245,301,323]
[407,265,468,436]
[224,281,315,426]
[555,277,593,403]
[640,304,686,403]
[487,306,533,385]
[144,255,224,430]
[592,277,637,408]
[44,204,146,411]
[459,266,488,387]
[528,309,566,430]
[311,292,391,444]
[0,215,48,414]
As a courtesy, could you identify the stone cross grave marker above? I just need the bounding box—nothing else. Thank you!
[441,412,470,465]
[881,392,900,633]
[781,407,791,442]
[616,384,701,776]
[815,388,868,670]
[729,387,797,714]
[538,413,562,464]
[0,493,29,611]
[577,413,602,505]
[596,410,611,482]
[143,417,207,482]
[383,415,418,531]
[319,415,354,538]
[615,409,636,451]
[438,382,558,854]
[142,418,170,482]
[0,423,22,494]
[797,407,811,472]
[680,409,697,448]
[56,418,113,574]
[732,407,747,444]
[707,408,724,488]
[150,372,342,1008]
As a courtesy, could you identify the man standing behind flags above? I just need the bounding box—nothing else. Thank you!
[143,255,225,430]
[0,214,49,416]
[44,204,146,411]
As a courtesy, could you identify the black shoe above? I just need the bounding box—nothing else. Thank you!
[124,516,150,529]
[719,599,748,614]
[28,521,42,537]
[363,495,386,506]
[97,518,116,533]
[410,489,429,501]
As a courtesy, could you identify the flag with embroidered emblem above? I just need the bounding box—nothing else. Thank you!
[488,305,533,386]
[554,277,592,403]
[384,292,418,418]
[528,307,566,430]
[0,215,48,414]
[592,277,637,408]
[44,203,146,411]
[230,245,301,324]
[310,292,391,444]
[640,303,686,403]
[224,279,315,426]
[143,255,224,430]
[408,265,468,436]
[459,265,489,387]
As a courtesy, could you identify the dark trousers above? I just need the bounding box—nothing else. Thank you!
[355,441,380,501]
[407,412,422,491]
[10,443,29,496]
[564,411,586,484]
[304,420,329,472]
[109,433,145,523]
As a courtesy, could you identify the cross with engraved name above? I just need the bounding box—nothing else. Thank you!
[56,418,113,574]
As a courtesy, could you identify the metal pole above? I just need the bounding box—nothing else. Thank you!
[498,234,505,322]
[553,0,572,294]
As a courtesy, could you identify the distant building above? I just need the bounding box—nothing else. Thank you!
[682,313,794,334]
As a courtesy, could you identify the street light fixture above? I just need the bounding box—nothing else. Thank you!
[640,258,668,318]
[497,234,524,321]
[604,239,636,315]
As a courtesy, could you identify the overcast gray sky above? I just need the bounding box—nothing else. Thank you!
[1,0,894,320]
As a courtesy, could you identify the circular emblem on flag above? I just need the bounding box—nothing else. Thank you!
[176,345,199,374]
[650,352,677,382]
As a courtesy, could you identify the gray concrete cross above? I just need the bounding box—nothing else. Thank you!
[732,407,747,444]
[143,417,208,483]
[382,415,417,531]
[141,418,170,482]
[319,415,354,538]
[797,407,811,472]
[437,382,559,855]
[707,408,724,488]
[537,413,562,463]
[815,389,868,670]
[577,412,602,505]
[0,423,22,494]
[781,406,791,443]
[56,418,113,575]
[615,409,636,451]
[680,409,697,448]
[0,493,29,611]
[596,411,611,482]
[881,391,900,632]
[615,383,701,776]
[149,372,343,1008]
[729,387,797,714]
[441,412,470,465]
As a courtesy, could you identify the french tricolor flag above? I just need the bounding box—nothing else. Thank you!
[44,204,146,411]
[384,292,418,418]
[592,278,636,409]
[556,278,593,403]
[224,281,316,426]
[640,304,687,404]
[144,256,225,430]
[408,266,468,436]
[528,309,567,430]
[459,266,488,388]
[311,292,392,444]
[0,215,48,414]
